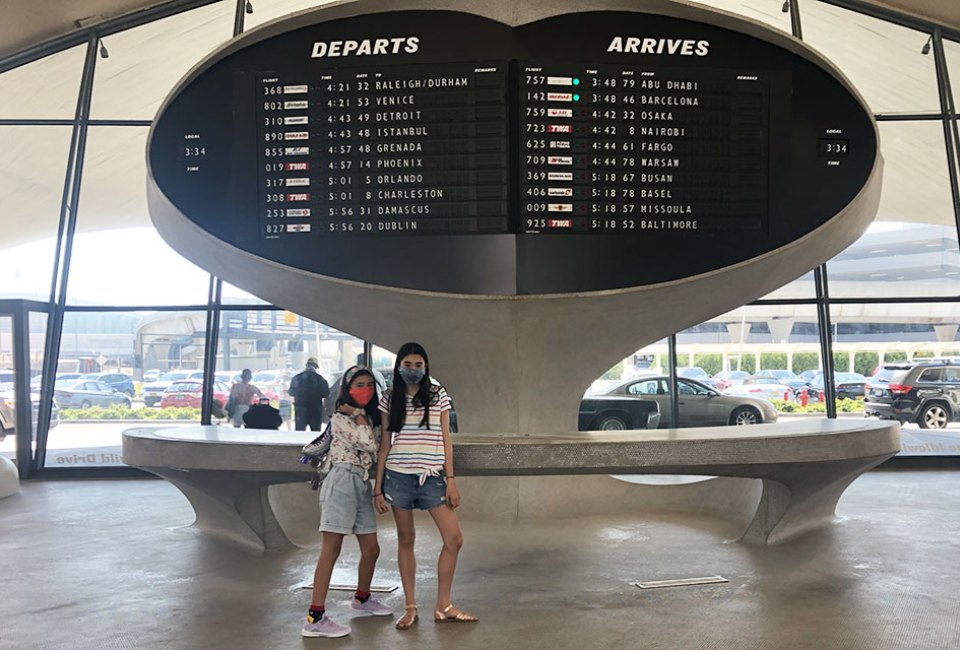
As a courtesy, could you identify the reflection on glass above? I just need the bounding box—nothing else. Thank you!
[670,306,823,427]
[243,0,339,30]
[0,45,86,118]
[43,310,207,468]
[73,126,211,305]
[684,0,791,32]
[90,2,233,119]
[836,305,960,457]
[216,310,363,430]
[828,121,960,298]
[0,126,73,300]
[221,282,270,306]
[945,38,960,111]
[0,317,18,465]
[802,2,939,114]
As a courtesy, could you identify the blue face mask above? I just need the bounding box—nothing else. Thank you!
[399,367,426,385]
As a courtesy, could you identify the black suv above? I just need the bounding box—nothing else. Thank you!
[864,361,960,429]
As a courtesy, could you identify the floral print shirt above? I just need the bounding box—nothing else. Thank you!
[329,412,380,470]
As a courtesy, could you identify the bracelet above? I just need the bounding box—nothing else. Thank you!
[446,475,456,479]
[373,492,382,497]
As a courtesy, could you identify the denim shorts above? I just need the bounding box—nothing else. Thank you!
[318,464,377,535]
[383,468,447,511]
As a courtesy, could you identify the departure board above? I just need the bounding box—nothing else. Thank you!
[256,62,509,239]
[149,7,878,294]
[519,64,768,234]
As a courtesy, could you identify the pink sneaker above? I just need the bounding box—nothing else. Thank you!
[302,615,351,638]
[351,597,393,616]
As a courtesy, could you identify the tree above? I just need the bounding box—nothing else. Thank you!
[855,352,879,376]
[694,353,722,376]
[792,352,820,373]
[760,352,787,370]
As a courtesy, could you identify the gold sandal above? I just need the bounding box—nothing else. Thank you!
[396,604,418,630]
[434,604,478,623]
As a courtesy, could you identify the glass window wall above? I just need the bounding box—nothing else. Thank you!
[216,309,363,430]
[0,126,74,300]
[685,0,792,32]
[803,2,939,114]
[0,44,85,119]
[90,2,234,120]
[45,310,207,468]
[243,0,337,30]
[71,126,211,306]
[834,303,960,457]
[827,120,960,298]
[945,37,960,111]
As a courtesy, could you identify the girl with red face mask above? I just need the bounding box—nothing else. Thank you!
[301,366,394,639]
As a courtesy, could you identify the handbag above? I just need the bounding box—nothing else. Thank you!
[299,421,333,490]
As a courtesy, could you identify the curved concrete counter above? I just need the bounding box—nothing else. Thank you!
[124,419,900,552]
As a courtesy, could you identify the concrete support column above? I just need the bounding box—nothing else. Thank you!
[934,324,958,343]
[767,318,794,344]
[726,322,751,344]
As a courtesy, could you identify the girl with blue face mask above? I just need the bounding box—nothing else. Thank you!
[373,342,478,630]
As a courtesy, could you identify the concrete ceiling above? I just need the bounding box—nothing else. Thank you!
[1,0,959,62]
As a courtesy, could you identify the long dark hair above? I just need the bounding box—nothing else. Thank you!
[388,342,435,433]
[336,366,381,427]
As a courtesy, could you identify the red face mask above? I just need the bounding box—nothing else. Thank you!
[349,386,375,407]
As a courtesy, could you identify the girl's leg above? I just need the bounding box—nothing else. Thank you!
[310,532,345,608]
[428,505,465,614]
[392,506,418,627]
[355,533,380,593]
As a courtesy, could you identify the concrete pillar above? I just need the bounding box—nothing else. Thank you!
[934,324,958,343]
[767,318,794,344]
[726,322,751,343]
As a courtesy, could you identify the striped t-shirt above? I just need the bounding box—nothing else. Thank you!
[380,385,452,479]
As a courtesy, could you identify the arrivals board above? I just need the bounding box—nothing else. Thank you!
[149,8,876,294]
[518,64,768,234]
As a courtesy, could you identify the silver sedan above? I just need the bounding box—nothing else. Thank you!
[594,376,778,427]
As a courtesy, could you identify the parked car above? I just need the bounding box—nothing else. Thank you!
[578,393,660,430]
[677,367,718,389]
[593,376,777,427]
[142,369,161,383]
[142,370,204,406]
[160,380,230,409]
[865,362,960,429]
[53,379,132,409]
[724,376,796,403]
[712,370,751,391]
[78,372,135,396]
[31,372,82,388]
[252,369,287,385]
[0,382,59,433]
[752,369,809,393]
[215,370,241,386]
[807,372,868,401]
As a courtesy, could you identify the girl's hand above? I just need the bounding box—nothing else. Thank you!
[446,480,461,509]
[374,494,389,514]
